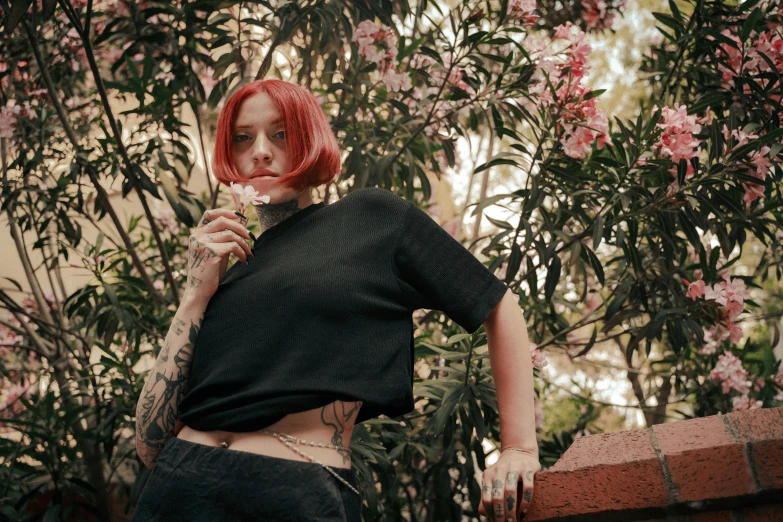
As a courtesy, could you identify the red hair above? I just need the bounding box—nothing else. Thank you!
[212,80,341,192]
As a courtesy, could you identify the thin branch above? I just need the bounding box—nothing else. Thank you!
[20,15,164,305]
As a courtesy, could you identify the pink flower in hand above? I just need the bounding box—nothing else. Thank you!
[230,182,270,215]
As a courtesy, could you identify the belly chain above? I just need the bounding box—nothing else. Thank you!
[219,428,360,497]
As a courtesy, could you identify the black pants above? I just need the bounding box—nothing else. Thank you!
[132,436,362,521]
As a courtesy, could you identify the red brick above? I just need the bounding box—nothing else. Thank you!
[724,407,783,490]
[524,430,668,521]
[549,429,658,470]
[653,416,755,502]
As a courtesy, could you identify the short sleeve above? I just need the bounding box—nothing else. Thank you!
[393,199,508,333]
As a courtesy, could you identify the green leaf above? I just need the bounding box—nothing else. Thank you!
[573,326,598,358]
[668,0,682,22]
[506,243,522,284]
[544,254,561,304]
[3,0,32,37]
[592,213,604,250]
[652,12,684,37]
[741,8,763,42]
[605,286,630,320]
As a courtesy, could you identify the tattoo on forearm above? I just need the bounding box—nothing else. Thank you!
[172,318,186,336]
[187,275,203,289]
[136,316,201,465]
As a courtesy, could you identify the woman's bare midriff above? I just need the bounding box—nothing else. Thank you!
[175,400,363,469]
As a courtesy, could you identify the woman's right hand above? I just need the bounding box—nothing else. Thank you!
[182,208,253,305]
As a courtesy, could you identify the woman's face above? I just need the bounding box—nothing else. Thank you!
[230,91,308,205]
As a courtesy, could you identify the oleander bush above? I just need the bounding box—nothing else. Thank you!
[0,0,782,520]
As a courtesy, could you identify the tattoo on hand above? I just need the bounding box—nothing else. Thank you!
[523,490,533,502]
[188,237,216,271]
[507,471,519,486]
[526,471,534,482]
[506,495,515,512]
[492,479,502,496]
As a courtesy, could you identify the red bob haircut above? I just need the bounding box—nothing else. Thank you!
[211,79,341,192]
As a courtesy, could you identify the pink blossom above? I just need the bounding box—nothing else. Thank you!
[652,103,703,164]
[410,54,435,70]
[0,103,20,139]
[709,351,751,395]
[703,273,750,310]
[530,342,548,371]
[230,181,270,215]
[687,279,706,300]
[553,21,577,41]
[697,327,720,355]
[711,318,744,344]
[722,124,759,149]
[732,394,762,411]
[103,47,125,63]
[381,69,411,92]
[507,0,539,26]
[351,20,398,73]
[153,280,165,291]
[151,200,182,234]
[774,367,783,387]
[747,146,772,179]
[561,124,596,159]
[0,322,24,348]
[581,0,608,30]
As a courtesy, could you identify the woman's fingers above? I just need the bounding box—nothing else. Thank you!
[200,216,252,240]
[481,474,493,519]
[211,240,249,263]
[197,208,242,229]
[518,470,535,519]
[492,476,505,521]
[504,471,519,521]
[202,230,253,258]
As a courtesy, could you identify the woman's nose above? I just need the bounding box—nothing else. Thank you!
[252,136,273,163]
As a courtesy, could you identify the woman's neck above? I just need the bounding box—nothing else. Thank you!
[253,198,307,235]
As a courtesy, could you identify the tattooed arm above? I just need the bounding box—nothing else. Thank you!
[135,295,206,469]
[134,207,252,469]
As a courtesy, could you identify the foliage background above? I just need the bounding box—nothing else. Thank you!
[0,0,782,520]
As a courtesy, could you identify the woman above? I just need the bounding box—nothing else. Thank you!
[133,79,540,522]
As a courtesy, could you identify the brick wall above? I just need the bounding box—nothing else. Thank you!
[525,407,783,521]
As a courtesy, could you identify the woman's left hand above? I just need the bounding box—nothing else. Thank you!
[478,448,541,521]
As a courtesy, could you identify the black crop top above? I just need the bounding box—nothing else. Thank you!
[176,187,508,432]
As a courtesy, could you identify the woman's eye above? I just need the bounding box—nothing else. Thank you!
[274,130,285,139]
[233,134,248,142]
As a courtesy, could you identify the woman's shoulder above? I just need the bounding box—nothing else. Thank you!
[333,186,410,215]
